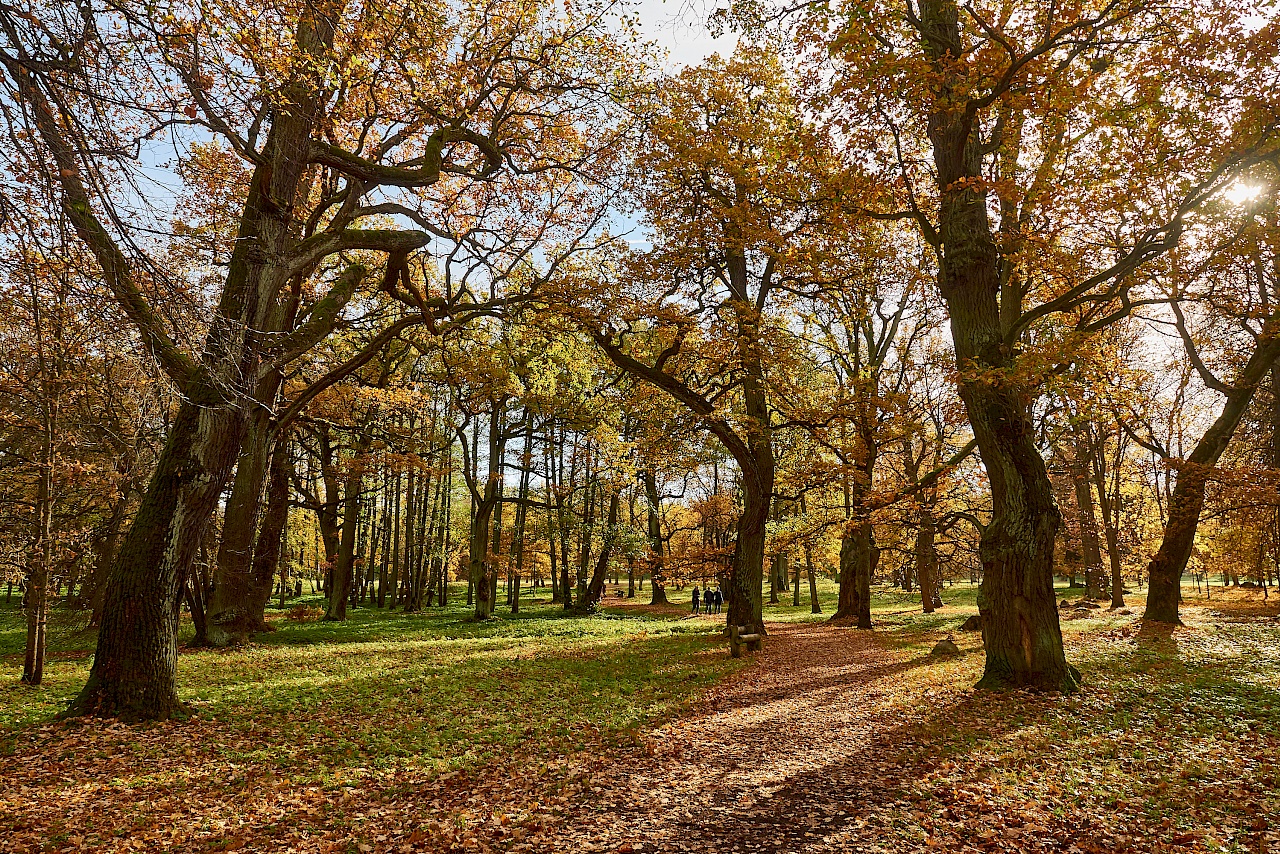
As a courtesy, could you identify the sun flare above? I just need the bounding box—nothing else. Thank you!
[1223,182,1265,205]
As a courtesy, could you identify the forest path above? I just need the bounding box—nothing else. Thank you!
[547,621,943,854]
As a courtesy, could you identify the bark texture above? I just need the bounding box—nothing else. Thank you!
[919,0,1076,691]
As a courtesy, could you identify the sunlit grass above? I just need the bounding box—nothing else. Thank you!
[0,587,741,768]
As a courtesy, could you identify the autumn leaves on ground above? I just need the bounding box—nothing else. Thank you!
[3,583,1277,854]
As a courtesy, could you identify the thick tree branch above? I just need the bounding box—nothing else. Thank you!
[0,51,197,386]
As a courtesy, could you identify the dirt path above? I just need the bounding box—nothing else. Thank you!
[541,622,939,854]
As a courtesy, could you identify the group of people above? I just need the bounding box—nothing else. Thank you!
[690,584,723,615]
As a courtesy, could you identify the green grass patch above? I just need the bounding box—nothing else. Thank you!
[0,587,741,775]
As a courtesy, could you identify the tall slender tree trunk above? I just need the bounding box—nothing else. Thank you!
[916,506,939,614]
[1091,438,1126,609]
[438,443,453,608]
[580,491,620,612]
[1071,434,1105,601]
[643,470,669,605]
[576,457,596,607]
[22,389,54,686]
[805,542,821,614]
[316,426,341,575]
[326,429,374,621]
[510,415,532,614]
[388,469,402,609]
[769,552,782,604]
[465,403,505,620]
[245,439,292,625]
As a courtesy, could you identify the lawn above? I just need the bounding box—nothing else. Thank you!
[0,585,739,754]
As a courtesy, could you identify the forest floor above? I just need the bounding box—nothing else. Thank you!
[1,582,1277,853]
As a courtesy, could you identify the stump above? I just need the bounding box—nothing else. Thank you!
[930,638,961,656]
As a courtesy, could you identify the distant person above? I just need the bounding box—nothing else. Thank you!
[704,589,713,614]
[714,587,723,614]
[691,585,701,614]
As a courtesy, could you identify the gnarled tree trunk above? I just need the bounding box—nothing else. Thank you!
[918,0,1076,691]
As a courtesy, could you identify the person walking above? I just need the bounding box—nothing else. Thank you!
[713,587,723,614]
[704,588,713,614]
[691,585,701,615]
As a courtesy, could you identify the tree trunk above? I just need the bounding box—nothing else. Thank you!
[316,426,341,573]
[1071,447,1105,601]
[245,439,292,627]
[580,490,620,612]
[509,416,532,614]
[916,506,939,614]
[206,410,278,645]
[1091,440,1125,609]
[388,468,402,609]
[326,430,373,621]
[769,552,782,604]
[466,404,505,620]
[643,470,669,605]
[726,473,770,633]
[22,400,53,686]
[805,543,821,614]
[63,400,246,720]
[84,495,128,627]
[1145,336,1280,622]
[917,0,1077,691]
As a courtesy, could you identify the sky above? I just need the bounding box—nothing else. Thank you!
[630,0,738,69]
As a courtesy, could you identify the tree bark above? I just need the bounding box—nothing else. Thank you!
[1145,332,1280,623]
[246,439,292,625]
[464,404,505,620]
[916,506,939,614]
[580,490,620,612]
[917,0,1077,691]
[1071,437,1105,601]
[325,429,373,621]
[805,543,821,614]
[206,409,278,644]
[1091,438,1126,609]
[22,396,53,686]
[84,495,128,627]
[643,469,669,605]
[63,399,245,719]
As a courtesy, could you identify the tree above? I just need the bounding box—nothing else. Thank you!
[818,0,1280,689]
[1134,174,1280,623]
[1,0,639,718]
[578,47,839,632]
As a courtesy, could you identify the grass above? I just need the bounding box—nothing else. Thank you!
[0,584,739,766]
